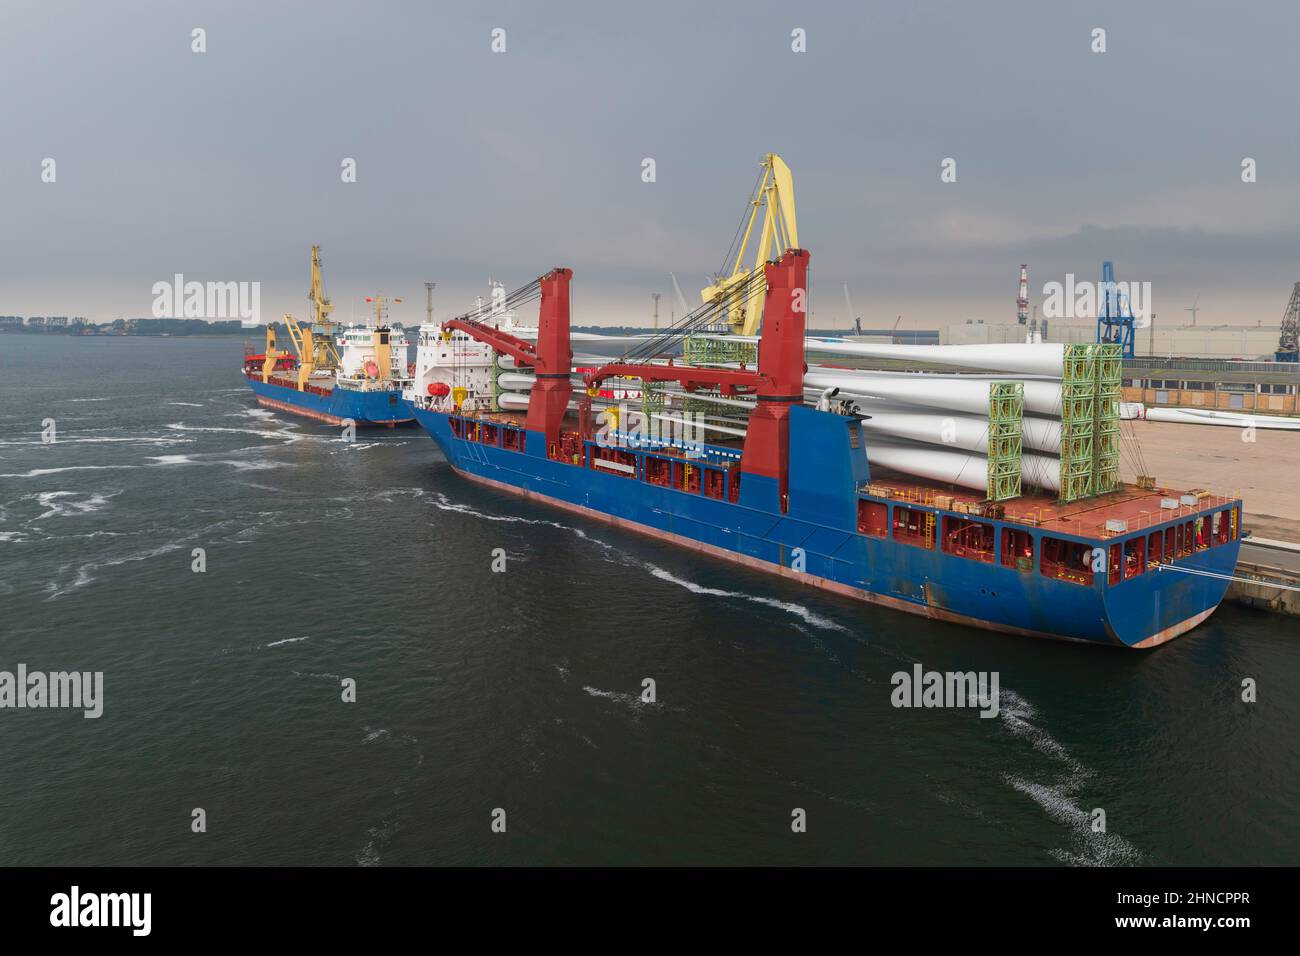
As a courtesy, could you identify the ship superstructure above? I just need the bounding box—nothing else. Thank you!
[336,296,413,394]
[406,281,534,414]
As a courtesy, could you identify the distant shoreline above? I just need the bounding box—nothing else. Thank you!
[2,330,251,337]
[1,324,665,338]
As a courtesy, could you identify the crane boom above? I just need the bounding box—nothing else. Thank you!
[308,244,340,370]
[670,272,690,316]
[701,153,798,336]
[279,245,344,389]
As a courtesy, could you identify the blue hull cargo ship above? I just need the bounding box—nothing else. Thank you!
[408,251,1241,648]
[241,249,414,427]
[244,370,413,426]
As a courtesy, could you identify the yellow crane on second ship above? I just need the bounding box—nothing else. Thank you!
[281,245,342,389]
[700,152,798,336]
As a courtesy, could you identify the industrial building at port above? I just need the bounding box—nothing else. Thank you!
[839,266,1300,415]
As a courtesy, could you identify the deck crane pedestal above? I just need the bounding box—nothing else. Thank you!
[590,249,811,512]
[442,269,574,450]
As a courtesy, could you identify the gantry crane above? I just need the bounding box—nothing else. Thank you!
[1097,260,1136,359]
[700,153,798,336]
[1016,264,1029,326]
[1277,282,1300,362]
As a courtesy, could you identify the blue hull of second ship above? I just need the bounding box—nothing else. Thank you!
[246,376,413,426]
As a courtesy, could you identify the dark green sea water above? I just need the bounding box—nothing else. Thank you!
[1,334,1297,866]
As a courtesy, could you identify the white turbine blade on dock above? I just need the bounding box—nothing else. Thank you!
[1142,407,1300,430]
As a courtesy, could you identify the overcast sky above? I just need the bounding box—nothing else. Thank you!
[3,0,1299,329]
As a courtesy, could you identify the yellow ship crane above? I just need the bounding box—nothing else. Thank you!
[701,152,798,336]
[282,245,342,390]
[307,244,339,369]
[259,324,285,383]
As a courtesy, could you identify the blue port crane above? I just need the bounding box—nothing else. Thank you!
[1097,260,1135,358]
[1275,282,1300,362]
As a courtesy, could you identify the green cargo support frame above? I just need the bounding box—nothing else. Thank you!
[678,334,755,448]
[491,356,505,413]
[640,379,665,420]
[683,334,758,368]
[987,381,1023,502]
[1094,343,1122,494]
[1059,343,1097,503]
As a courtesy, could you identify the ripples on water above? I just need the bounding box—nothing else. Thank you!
[0,335,1297,866]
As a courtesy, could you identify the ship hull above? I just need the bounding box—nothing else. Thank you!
[245,376,413,426]
[413,407,1238,648]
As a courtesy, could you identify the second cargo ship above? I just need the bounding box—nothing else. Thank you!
[242,246,414,426]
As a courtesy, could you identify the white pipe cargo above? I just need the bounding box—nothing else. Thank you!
[497,392,581,412]
[867,440,1061,494]
[803,371,1062,417]
[802,340,1067,376]
[706,335,1067,377]
[1141,406,1300,430]
[858,410,1061,455]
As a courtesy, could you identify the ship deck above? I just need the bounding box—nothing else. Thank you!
[453,406,1236,541]
[865,468,1236,539]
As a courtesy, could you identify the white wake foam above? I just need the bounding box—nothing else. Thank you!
[44,541,185,600]
[30,490,119,521]
[0,435,194,447]
[0,465,141,479]
[264,636,310,648]
[582,686,655,710]
[645,565,850,631]
[997,689,1142,866]
[420,490,851,633]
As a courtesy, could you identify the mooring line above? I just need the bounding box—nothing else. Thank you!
[1158,563,1300,592]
